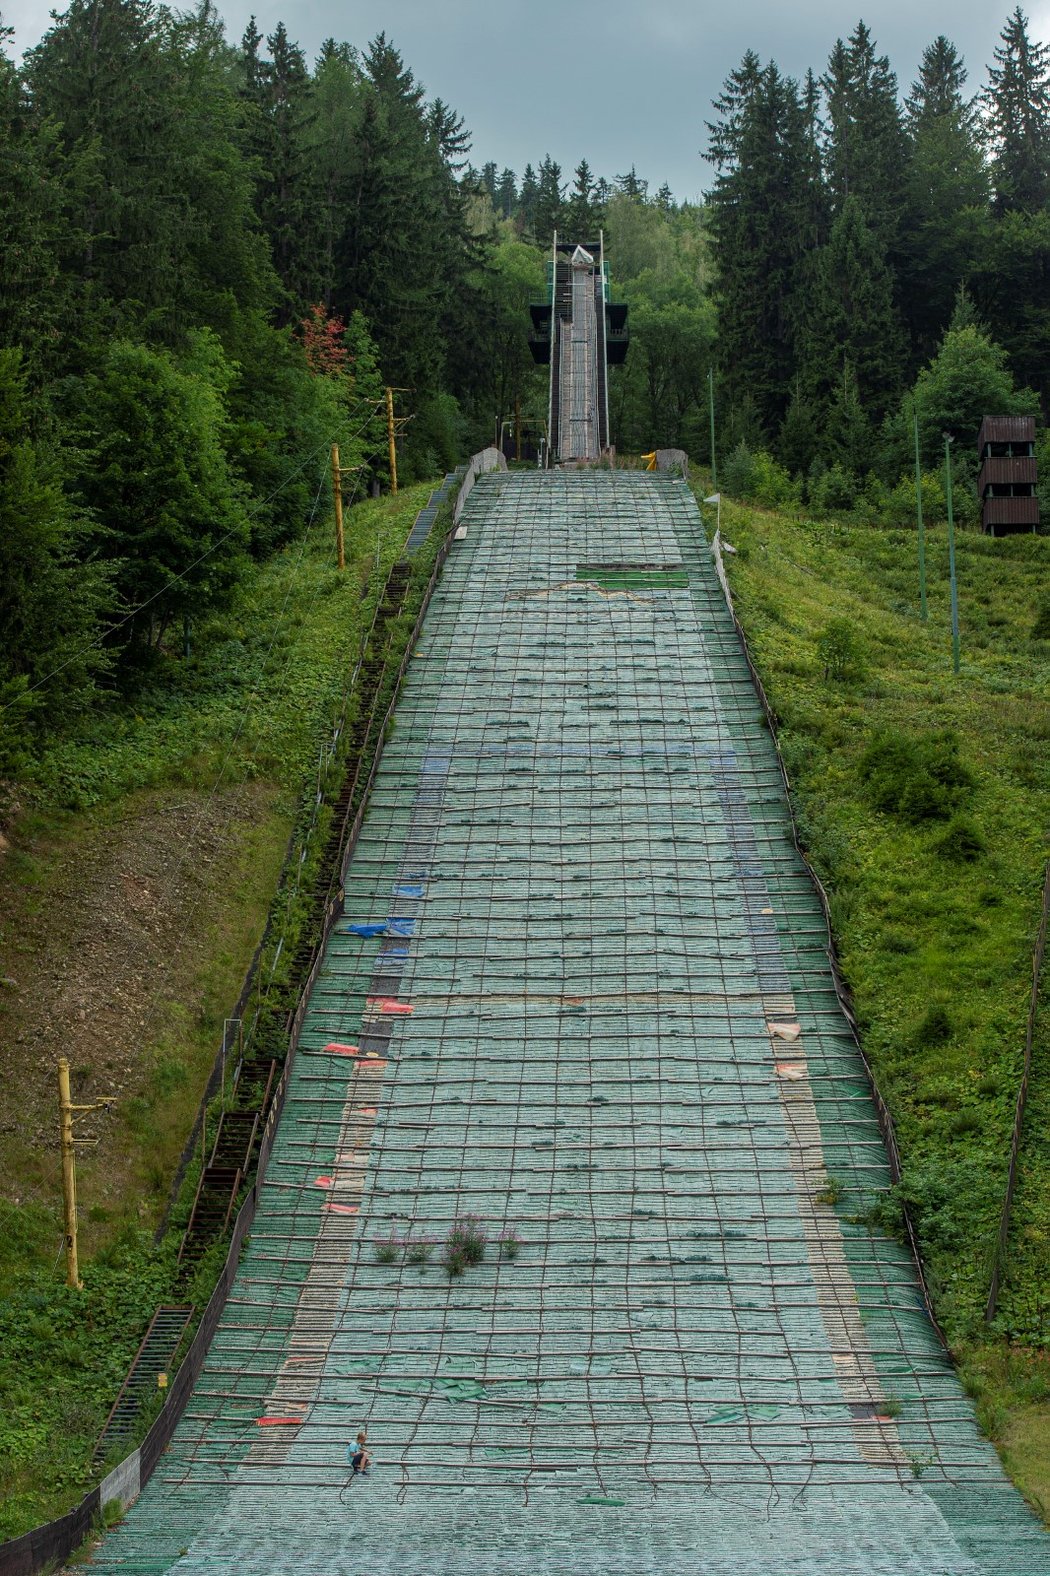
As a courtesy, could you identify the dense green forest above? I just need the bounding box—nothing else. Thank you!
[706,13,1050,519]
[1,1,1048,784]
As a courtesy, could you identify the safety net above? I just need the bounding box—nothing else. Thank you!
[90,471,1045,1575]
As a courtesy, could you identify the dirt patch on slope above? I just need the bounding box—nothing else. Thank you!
[0,782,287,1231]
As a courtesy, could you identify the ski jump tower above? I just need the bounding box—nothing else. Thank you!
[528,233,628,463]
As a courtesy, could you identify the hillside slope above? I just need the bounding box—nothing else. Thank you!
[0,482,438,1539]
[701,482,1050,1508]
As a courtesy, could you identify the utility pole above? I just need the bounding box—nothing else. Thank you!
[385,387,398,495]
[944,434,960,675]
[514,397,522,462]
[914,414,927,620]
[708,367,717,491]
[58,1058,113,1290]
[330,443,345,571]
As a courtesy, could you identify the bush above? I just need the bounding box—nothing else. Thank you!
[373,1232,401,1265]
[722,441,757,500]
[858,729,975,822]
[445,1214,487,1266]
[722,444,800,510]
[817,617,866,682]
[885,470,947,527]
[405,1235,435,1267]
[442,1245,466,1278]
[935,813,987,862]
[1033,598,1050,640]
[809,461,857,513]
[497,1227,522,1260]
[916,1004,953,1047]
[751,451,802,511]
[899,1155,1001,1255]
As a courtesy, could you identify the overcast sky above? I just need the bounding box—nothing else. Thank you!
[4,0,1050,199]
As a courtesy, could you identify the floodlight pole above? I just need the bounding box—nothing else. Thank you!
[914,413,927,620]
[708,367,717,490]
[944,434,960,674]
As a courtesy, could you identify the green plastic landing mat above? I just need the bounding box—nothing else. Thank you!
[90,473,1046,1575]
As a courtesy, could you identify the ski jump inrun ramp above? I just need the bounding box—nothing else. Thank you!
[93,471,1044,1574]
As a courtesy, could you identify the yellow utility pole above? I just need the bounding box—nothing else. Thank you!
[385,387,398,495]
[57,1058,113,1290]
[58,1059,79,1289]
[330,443,345,571]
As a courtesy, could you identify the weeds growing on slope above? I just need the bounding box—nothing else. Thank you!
[696,474,1050,1510]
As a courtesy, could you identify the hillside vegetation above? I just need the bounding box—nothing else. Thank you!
[699,479,1050,1507]
[0,481,438,1540]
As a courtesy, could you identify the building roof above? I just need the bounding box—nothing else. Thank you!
[978,415,1036,444]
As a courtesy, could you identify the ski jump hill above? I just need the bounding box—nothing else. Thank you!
[87,466,1046,1575]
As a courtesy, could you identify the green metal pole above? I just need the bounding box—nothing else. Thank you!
[944,436,960,674]
[708,367,717,490]
[914,414,927,620]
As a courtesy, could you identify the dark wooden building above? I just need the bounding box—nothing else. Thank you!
[978,415,1039,535]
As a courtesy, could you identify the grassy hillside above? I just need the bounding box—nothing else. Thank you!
[0,481,440,1540]
[694,479,1050,1509]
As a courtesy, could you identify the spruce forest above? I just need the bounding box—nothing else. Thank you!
[2,6,1049,769]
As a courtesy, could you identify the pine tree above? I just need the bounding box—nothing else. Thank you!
[27,0,271,351]
[533,155,565,242]
[707,54,824,429]
[822,361,871,472]
[797,196,905,417]
[983,7,1050,212]
[236,22,321,320]
[518,163,539,234]
[902,37,989,359]
[240,15,265,98]
[822,23,908,258]
[0,349,110,766]
[0,31,84,381]
[970,206,1050,409]
[308,39,364,306]
[334,35,473,392]
[615,165,648,201]
[565,159,597,238]
[495,167,517,219]
[778,384,822,475]
[71,339,250,649]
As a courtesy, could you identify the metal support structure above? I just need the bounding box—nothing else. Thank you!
[913,415,927,620]
[546,230,558,465]
[709,366,718,490]
[944,435,960,674]
[599,229,611,452]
